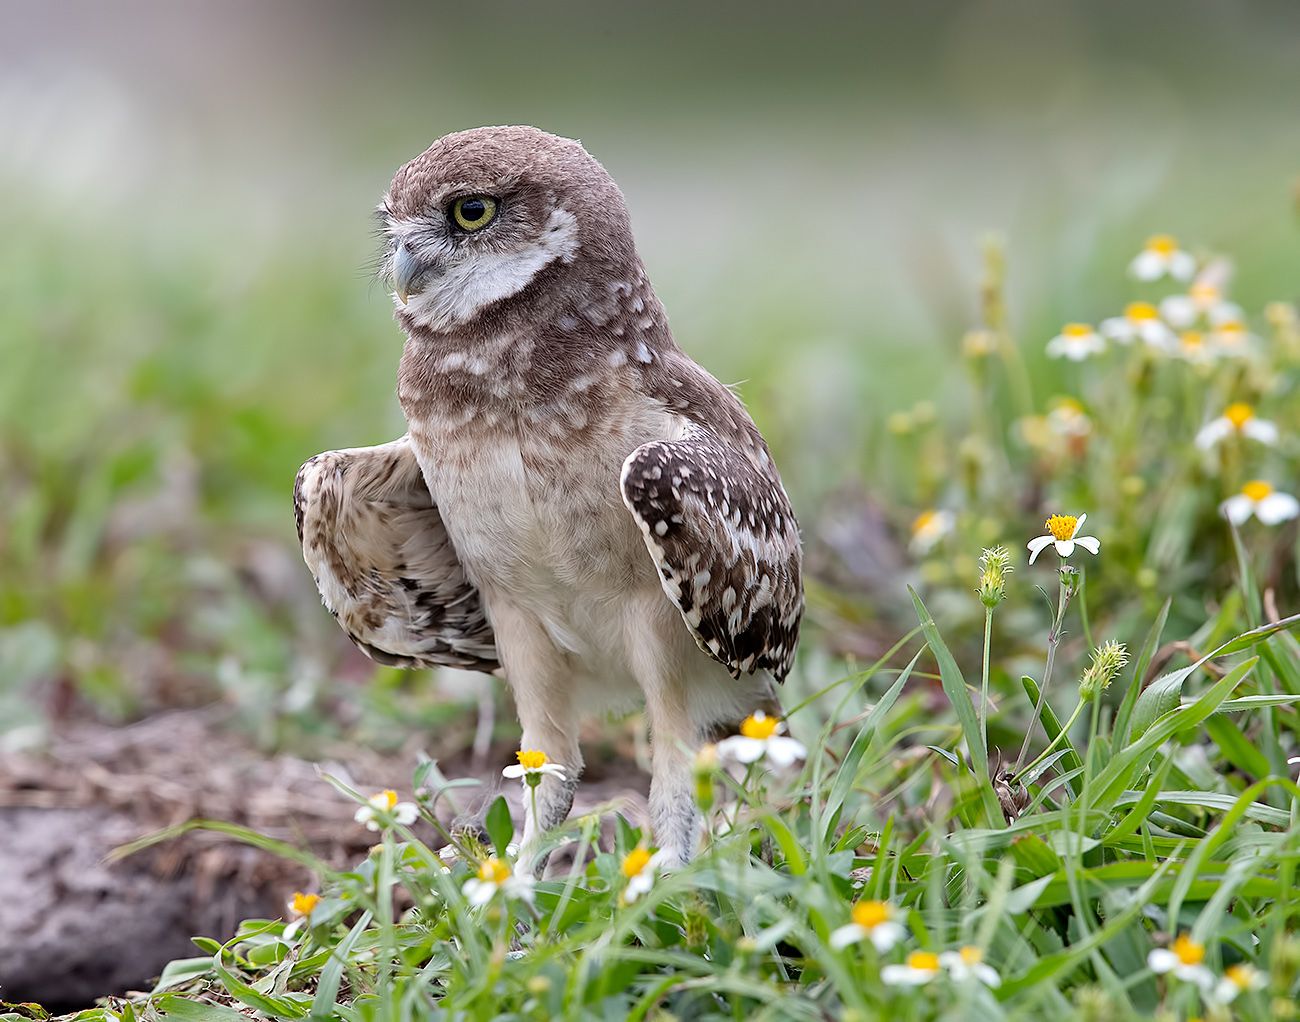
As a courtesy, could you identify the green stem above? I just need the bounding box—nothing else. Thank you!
[1015,698,1086,782]
[1015,567,1073,769]
[1077,568,1093,651]
[979,606,994,753]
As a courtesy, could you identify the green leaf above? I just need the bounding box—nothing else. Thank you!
[1020,674,1083,793]
[822,649,920,842]
[1204,714,1272,779]
[309,910,372,1021]
[1212,611,1300,657]
[1214,694,1300,711]
[615,813,640,852]
[1009,833,1061,878]
[760,813,807,875]
[151,957,213,993]
[154,996,250,1022]
[486,795,514,856]
[909,586,1003,828]
[1114,598,1171,745]
[926,746,962,768]
[1092,658,1255,813]
[1129,666,1192,741]
[1112,789,1290,827]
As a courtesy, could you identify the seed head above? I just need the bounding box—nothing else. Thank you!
[1079,641,1129,701]
[977,546,1012,608]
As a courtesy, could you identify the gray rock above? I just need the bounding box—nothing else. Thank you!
[0,807,273,1009]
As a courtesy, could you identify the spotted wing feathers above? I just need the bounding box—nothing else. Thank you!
[294,435,498,672]
[621,424,803,680]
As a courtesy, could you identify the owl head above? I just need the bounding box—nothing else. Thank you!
[380,126,637,335]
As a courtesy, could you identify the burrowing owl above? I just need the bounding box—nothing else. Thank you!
[294,126,803,864]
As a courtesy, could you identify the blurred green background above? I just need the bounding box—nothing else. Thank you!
[2,0,1297,743]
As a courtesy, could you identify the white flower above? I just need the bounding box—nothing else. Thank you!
[716,711,807,769]
[1128,234,1196,282]
[961,329,997,359]
[940,946,1001,987]
[1027,513,1101,564]
[1100,302,1176,351]
[1160,280,1243,330]
[1046,323,1106,361]
[1221,481,1300,526]
[1148,934,1214,990]
[354,789,419,831]
[502,749,568,786]
[1195,402,1278,449]
[1046,397,1091,438]
[462,856,535,906]
[1173,330,1217,366]
[828,900,907,952]
[619,846,667,904]
[881,950,943,986]
[1212,963,1266,1004]
[1210,318,1258,357]
[909,509,954,555]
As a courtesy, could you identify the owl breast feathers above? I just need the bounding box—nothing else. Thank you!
[293,124,803,865]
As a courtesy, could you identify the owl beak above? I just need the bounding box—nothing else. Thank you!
[392,242,421,305]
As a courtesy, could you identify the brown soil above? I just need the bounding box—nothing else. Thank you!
[0,707,648,1009]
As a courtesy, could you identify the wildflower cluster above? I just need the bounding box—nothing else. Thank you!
[904,234,1299,616]
[831,899,1000,988]
[1042,236,1298,531]
[1148,934,1267,1008]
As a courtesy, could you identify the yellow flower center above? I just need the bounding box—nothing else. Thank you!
[740,713,779,740]
[1044,514,1078,542]
[373,789,398,810]
[1242,480,1274,502]
[290,891,320,916]
[958,946,983,965]
[1172,934,1206,966]
[1190,281,1219,303]
[622,847,653,878]
[1050,396,1086,417]
[516,749,549,770]
[1224,963,1256,990]
[1145,234,1178,255]
[906,951,941,972]
[478,857,512,884]
[1224,402,1255,429]
[1217,320,1246,344]
[1061,323,1094,338]
[912,510,939,534]
[851,900,892,929]
[1125,301,1159,321]
[1180,330,1204,349]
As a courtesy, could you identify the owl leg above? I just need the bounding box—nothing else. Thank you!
[643,681,702,868]
[492,603,584,871]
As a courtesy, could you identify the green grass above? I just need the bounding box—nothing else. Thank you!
[15,230,1299,1020]
[71,592,1300,1021]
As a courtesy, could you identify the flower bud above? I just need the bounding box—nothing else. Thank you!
[962,329,997,360]
[694,744,718,814]
[977,546,1012,608]
[1079,641,1129,701]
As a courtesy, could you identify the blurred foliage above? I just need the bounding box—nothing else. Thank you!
[1,0,1298,747]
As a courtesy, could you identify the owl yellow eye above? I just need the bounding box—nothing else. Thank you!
[451,195,498,232]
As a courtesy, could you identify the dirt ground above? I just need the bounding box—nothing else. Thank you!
[0,707,649,1009]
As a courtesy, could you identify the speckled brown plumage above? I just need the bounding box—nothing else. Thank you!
[294,126,803,864]
[294,437,497,671]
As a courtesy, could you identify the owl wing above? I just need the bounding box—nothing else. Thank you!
[293,435,498,672]
[620,422,803,680]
